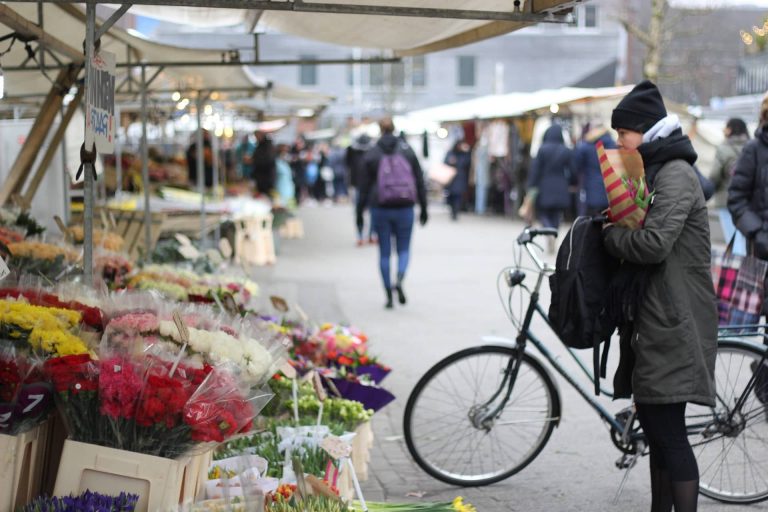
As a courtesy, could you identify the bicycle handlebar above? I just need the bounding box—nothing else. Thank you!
[516,227,558,245]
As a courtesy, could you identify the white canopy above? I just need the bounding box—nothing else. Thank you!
[0,2,333,110]
[106,0,578,56]
[404,86,635,124]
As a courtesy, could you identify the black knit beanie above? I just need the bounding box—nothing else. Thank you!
[611,80,667,133]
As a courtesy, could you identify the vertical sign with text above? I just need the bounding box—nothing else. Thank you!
[85,49,116,155]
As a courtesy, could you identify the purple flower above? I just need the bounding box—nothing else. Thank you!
[22,490,139,512]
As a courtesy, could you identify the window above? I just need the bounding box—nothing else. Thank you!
[369,62,385,87]
[390,62,406,88]
[299,55,317,86]
[584,5,598,28]
[411,56,426,87]
[457,56,476,87]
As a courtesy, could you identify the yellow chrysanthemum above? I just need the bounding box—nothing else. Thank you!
[0,300,87,356]
[452,497,477,512]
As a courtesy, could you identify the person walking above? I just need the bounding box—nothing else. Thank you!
[347,134,376,245]
[444,140,472,220]
[572,124,616,216]
[252,131,276,196]
[275,144,296,208]
[527,125,572,233]
[234,134,255,180]
[357,118,428,309]
[604,80,717,512]
[711,118,749,254]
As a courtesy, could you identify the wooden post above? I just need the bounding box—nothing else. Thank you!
[22,87,84,206]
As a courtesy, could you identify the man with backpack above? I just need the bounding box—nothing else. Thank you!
[357,118,429,309]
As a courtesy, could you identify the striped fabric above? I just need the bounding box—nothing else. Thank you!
[596,141,648,230]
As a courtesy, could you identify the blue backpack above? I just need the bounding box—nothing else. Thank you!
[377,147,417,206]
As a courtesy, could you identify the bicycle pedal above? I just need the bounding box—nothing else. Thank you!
[615,453,638,470]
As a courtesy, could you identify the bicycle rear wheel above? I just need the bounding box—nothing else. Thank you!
[687,340,768,504]
[403,345,560,487]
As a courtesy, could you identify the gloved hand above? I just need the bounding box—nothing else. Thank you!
[419,209,428,226]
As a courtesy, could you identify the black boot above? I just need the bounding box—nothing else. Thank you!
[385,288,394,309]
[395,273,407,305]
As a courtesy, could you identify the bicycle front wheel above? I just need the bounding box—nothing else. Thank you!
[687,339,768,504]
[403,345,560,487]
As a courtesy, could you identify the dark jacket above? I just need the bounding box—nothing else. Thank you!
[713,134,749,208]
[187,139,213,188]
[357,133,428,214]
[445,148,472,196]
[528,126,572,210]
[604,131,717,406]
[252,138,276,194]
[347,135,373,189]
[572,129,616,209]
[728,126,768,258]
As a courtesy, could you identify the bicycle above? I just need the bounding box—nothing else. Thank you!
[403,225,768,504]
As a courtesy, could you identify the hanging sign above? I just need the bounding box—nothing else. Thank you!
[85,49,116,154]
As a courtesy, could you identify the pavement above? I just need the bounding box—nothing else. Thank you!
[250,202,755,512]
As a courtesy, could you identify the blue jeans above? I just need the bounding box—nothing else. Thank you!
[371,207,414,290]
[719,208,746,256]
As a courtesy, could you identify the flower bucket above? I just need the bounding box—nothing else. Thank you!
[0,422,47,512]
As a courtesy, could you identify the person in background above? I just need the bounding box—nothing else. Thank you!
[444,140,472,221]
[712,118,749,255]
[347,134,376,245]
[572,123,616,216]
[186,130,214,189]
[275,144,296,208]
[252,130,276,196]
[527,125,572,234]
[606,80,716,512]
[234,134,255,180]
[358,118,428,309]
[290,137,309,204]
[328,144,349,202]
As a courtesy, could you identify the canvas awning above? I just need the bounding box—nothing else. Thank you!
[0,2,332,110]
[107,0,579,56]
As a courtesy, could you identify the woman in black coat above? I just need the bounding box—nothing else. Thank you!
[444,140,472,221]
[527,125,572,230]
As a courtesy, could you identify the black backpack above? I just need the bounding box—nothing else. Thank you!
[548,216,619,395]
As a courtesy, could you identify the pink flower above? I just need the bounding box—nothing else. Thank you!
[107,312,159,333]
[99,357,143,419]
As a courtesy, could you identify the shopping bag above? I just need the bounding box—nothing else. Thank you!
[596,141,650,230]
[427,162,457,187]
[728,249,768,327]
[712,235,743,325]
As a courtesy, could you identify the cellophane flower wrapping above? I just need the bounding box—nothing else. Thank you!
[0,343,53,435]
[596,140,652,230]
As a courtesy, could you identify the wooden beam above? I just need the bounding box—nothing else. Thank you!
[0,65,81,206]
[22,87,84,207]
[0,4,84,63]
[397,21,526,57]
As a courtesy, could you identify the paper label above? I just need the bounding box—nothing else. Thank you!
[280,361,297,379]
[175,233,193,247]
[270,295,289,313]
[218,238,233,259]
[312,371,327,402]
[178,244,200,260]
[321,436,352,460]
[172,310,190,343]
[85,49,116,154]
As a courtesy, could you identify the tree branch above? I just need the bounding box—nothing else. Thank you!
[615,15,654,48]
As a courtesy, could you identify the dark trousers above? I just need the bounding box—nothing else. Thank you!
[636,402,699,481]
[371,207,414,290]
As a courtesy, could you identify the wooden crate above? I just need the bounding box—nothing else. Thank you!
[0,423,48,512]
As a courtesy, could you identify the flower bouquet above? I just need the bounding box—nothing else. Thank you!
[21,490,139,512]
[95,251,133,290]
[0,344,53,435]
[596,140,652,229]
[6,241,79,281]
[0,287,105,331]
[0,225,24,247]
[68,226,125,252]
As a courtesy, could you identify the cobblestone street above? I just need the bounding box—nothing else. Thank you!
[251,204,750,512]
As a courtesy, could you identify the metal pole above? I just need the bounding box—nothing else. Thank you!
[212,124,221,246]
[141,65,151,262]
[115,104,122,196]
[60,105,70,224]
[196,93,206,247]
[83,2,95,287]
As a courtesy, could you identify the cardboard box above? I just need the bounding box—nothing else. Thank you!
[0,423,47,512]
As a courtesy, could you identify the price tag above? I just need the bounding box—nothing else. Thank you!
[178,244,201,260]
[221,292,239,316]
[175,233,193,247]
[270,295,289,313]
[172,310,190,343]
[218,238,233,259]
[306,475,341,499]
[15,382,53,420]
[0,256,9,282]
[312,371,327,402]
[321,436,352,460]
[280,361,297,379]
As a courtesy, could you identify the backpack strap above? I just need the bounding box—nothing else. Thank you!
[592,335,611,396]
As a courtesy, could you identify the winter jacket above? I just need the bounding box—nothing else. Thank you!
[444,148,472,196]
[528,125,572,210]
[572,129,616,210]
[728,126,768,258]
[252,138,276,194]
[357,133,428,213]
[604,130,717,406]
[712,134,749,208]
